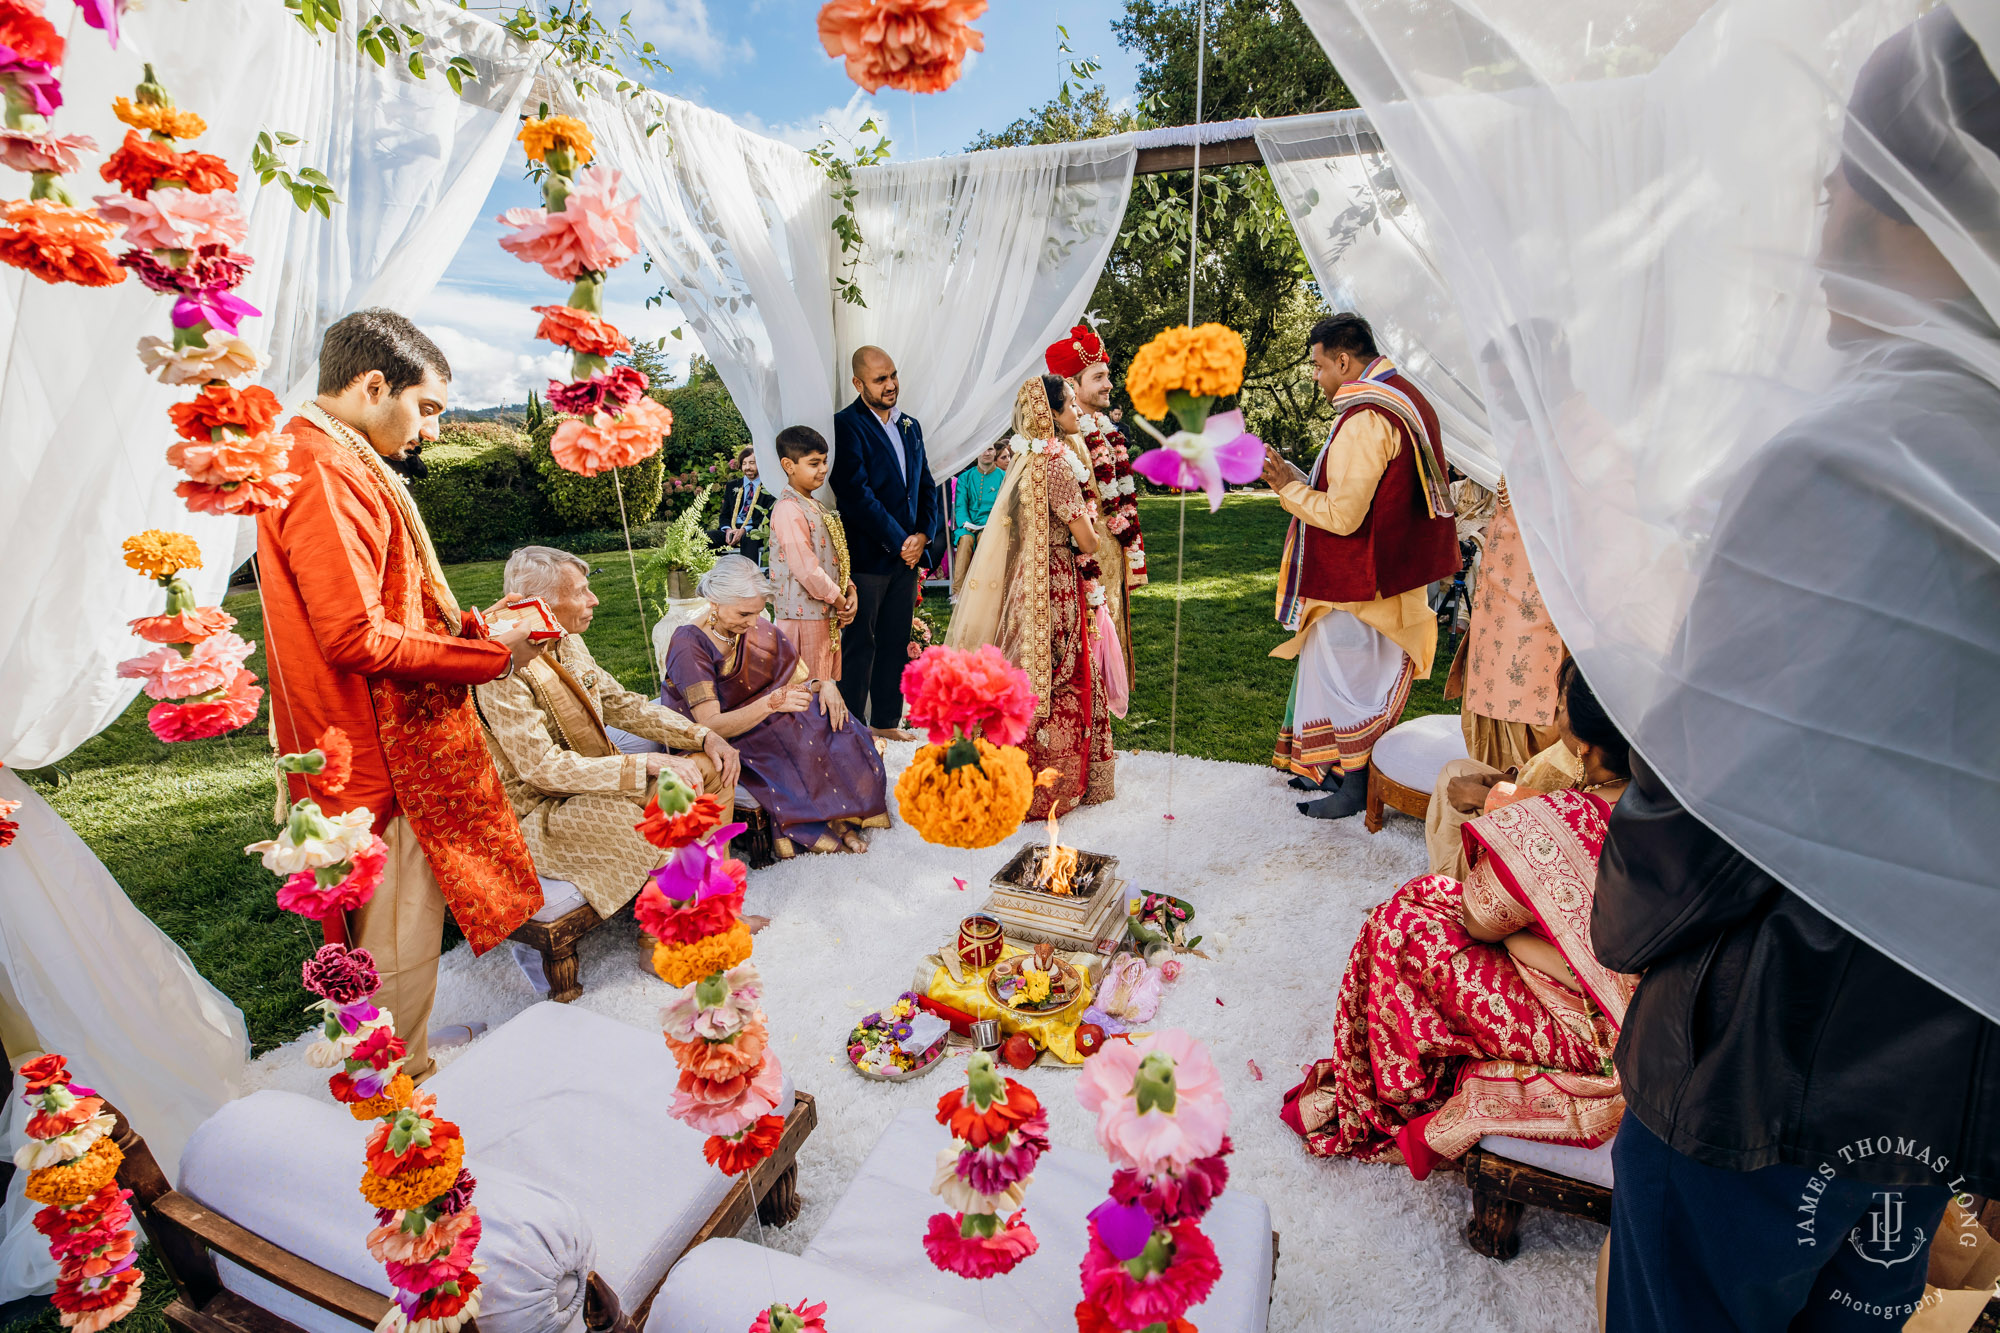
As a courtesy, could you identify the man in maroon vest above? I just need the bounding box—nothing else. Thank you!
[1261,314,1459,819]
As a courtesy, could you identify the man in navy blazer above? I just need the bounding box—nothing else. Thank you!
[829,345,943,738]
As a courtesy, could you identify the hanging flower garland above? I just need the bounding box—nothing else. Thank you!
[747,1300,828,1333]
[0,0,124,289]
[247,748,486,1333]
[1073,1031,1232,1332]
[894,645,1039,849]
[1122,325,1263,516]
[816,0,987,95]
[15,1054,144,1332]
[921,1050,1045,1279]
[633,788,792,1177]
[93,67,290,518]
[115,529,262,742]
[497,114,667,478]
[1077,409,1147,585]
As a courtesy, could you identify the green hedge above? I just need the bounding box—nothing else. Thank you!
[657,375,750,474]
[408,423,549,562]
[528,413,668,531]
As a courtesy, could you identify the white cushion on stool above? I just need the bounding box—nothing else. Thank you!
[533,877,588,924]
[1370,712,1468,791]
[647,1239,988,1333]
[425,1002,795,1314]
[178,1089,594,1333]
[800,1106,1272,1331]
[1478,1134,1617,1190]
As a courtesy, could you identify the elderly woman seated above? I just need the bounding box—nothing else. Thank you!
[475,546,742,921]
[661,556,890,856]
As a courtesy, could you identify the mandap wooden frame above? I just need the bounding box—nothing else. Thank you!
[106,1092,817,1333]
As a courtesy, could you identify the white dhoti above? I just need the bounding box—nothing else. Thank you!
[1273,610,1416,781]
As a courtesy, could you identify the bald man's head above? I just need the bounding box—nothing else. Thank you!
[851,345,899,414]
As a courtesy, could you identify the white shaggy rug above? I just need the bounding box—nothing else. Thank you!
[245,744,1603,1332]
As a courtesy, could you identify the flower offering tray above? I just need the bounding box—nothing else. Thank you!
[982,844,1129,955]
[985,955,1087,1016]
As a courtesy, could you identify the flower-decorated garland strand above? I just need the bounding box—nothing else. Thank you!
[0,0,123,289]
[1123,325,1263,515]
[921,1051,1045,1279]
[96,66,294,520]
[816,0,987,95]
[633,788,792,1177]
[248,745,486,1333]
[1078,410,1147,584]
[16,1054,143,1332]
[498,114,668,478]
[893,645,1039,849]
[1073,1030,1232,1332]
[116,529,263,742]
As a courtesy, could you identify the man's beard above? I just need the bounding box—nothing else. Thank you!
[382,444,428,479]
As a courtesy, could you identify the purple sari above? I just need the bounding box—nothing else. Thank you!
[662,619,889,851]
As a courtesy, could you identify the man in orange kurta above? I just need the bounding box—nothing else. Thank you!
[257,309,541,1080]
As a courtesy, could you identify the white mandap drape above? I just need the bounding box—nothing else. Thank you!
[1294,0,2000,1021]
[1254,110,1497,488]
[838,138,1136,477]
[576,76,1134,487]
[0,0,534,1298]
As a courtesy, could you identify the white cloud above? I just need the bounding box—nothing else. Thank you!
[415,280,700,409]
[734,89,892,152]
[631,0,752,72]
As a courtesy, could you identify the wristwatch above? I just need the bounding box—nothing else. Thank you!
[691,724,712,748]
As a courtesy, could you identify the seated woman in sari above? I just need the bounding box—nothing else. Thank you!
[661,556,890,857]
[1279,660,1639,1176]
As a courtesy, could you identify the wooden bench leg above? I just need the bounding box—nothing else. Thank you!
[544,940,582,1004]
[1465,1183,1524,1261]
[755,1160,802,1228]
[1364,765,1386,833]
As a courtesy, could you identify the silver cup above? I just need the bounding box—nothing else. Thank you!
[969,1019,1000,1051]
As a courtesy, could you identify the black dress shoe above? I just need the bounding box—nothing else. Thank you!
[1298,779,1369,821]
[1287,770,1344,792]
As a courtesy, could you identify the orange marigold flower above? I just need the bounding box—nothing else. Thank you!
[0,200,126,288]
[652,921,755,988]
[1124,324,1248,422]
[23,1138,122,1208]
[346,1071,414,1121]
[816,0,986,95]
[167,384,285,442]
[112,97,207,140]
[518,114,595,166]
[531,303,630,357]
[99,131,237,198]
[315,726,354,794]
[637,791,726,849]
[358,1133,464,1210]
[121,529,202,581]
[894,738,1034,849]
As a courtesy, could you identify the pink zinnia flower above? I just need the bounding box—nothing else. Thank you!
[276,833,388,917]
[382,1209,481,1292]
[0,127,92,174]
[94,187,248,252]
[118,630,256,701]
[670,1048,782,1136]
[1075,1029,1230,1176]
[900,644,1037,746]
[496,164,640,280]
[1078,1217,1220,1328]
[146,669,261,740]
[920,1209,1037,1279]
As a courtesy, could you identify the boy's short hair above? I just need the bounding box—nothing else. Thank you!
[776,425,829,462]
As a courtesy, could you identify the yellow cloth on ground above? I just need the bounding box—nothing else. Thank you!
[927,944,1096,1065]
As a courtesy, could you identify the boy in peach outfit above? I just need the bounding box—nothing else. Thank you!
[768,426,857,679]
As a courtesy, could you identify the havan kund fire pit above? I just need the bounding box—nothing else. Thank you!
[981,824,1130,955]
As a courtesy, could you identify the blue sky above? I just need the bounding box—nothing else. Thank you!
[420,1,1144,407]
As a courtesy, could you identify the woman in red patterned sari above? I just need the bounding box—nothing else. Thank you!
[946,375,1116,818]
[1280,662,1639,1174]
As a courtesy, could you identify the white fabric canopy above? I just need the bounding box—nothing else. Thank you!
[0,0,535,769]
[1254,110,1498,487]
[575,79,1134,486]
[839,137,1135,477]
[1294,0,2000,1020]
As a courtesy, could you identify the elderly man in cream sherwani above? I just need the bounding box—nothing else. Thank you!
[475,546,742,920]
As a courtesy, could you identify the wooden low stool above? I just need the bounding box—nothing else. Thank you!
[733,792,778,870]
[509,876,601,1003]
[1461,1137,1613,1261]
[1364,711,1470,834]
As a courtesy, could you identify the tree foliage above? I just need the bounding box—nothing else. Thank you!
[970,1,1356,461]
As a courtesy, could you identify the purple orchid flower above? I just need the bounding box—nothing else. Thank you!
[334,998,381,1034]
[172,287,261,336]
[1128,407,1266,512]
[1088,1196,1158,1262]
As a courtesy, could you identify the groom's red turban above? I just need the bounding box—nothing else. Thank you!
[1044,323,1107,378]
